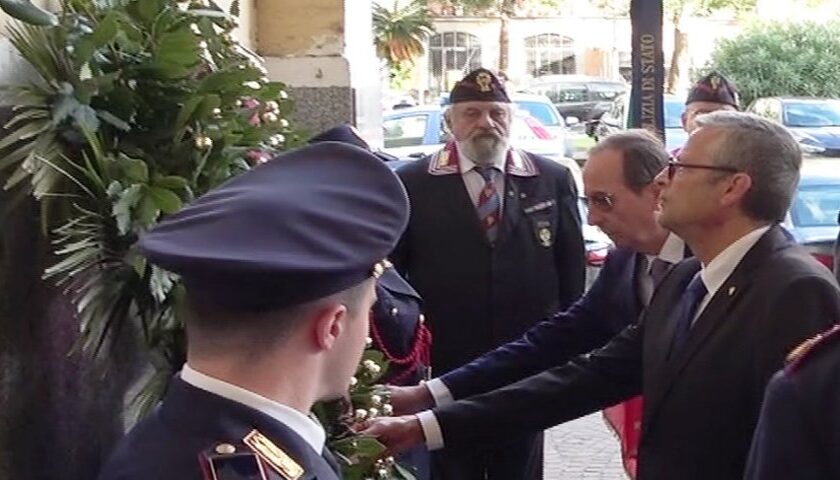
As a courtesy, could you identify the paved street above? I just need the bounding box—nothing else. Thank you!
[544,413,628,480]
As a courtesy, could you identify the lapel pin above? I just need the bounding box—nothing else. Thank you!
[728,286,736,296]
[519,192,527,199]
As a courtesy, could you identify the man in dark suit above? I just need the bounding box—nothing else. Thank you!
[745,324,840,480]
[97,143,409,480]
[391,68,585,479]
[387,128,679,418]
[368,112,840,479]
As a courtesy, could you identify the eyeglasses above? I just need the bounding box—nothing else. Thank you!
[583,192,615,211]
[666,159,740,180]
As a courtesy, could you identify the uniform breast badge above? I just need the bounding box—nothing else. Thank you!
[538,227,552,247]
[243,430,305,480]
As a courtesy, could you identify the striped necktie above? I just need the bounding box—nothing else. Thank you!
[474,166,501,242]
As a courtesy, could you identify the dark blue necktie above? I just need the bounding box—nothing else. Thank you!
[669,273,708,356]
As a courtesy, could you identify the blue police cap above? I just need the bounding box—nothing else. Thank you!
[307,124,400,163]
[139,142,409,311]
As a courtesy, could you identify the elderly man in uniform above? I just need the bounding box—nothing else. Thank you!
[391,68,585,479]
[97,143,409,480]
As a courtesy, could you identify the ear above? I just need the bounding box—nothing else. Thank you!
[680,111,687,129]
[720,172,752,208]
[312,304,347,351]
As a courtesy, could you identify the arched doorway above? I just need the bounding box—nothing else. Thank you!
[428,32,483,97]
[525,33,576,77]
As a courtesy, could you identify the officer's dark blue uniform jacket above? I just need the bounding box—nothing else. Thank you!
[97,377,340,480]
[392,149,586,376]
[372,268,427,386]
[441,247,642,400]
[745,325,840,480]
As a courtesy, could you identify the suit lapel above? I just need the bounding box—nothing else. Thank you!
[496,174,531,245]
[433,170,492,247]
[643,226,791,432]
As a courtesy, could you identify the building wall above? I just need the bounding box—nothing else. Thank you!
[416,14,741,97]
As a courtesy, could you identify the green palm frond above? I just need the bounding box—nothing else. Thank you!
[373,0,434,67]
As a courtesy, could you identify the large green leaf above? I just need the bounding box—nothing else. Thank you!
[173,95,204,138]
[147,186,182,214]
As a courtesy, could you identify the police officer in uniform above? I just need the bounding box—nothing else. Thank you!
[97,142,409,480]
[309,125,432,479]
[745,324,840,480]
[392,68,585,480]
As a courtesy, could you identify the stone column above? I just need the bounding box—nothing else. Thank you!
[257,0,383,146]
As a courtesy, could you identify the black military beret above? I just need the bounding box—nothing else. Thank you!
[139,142,409,311]
[449,68,511,104]
[687,72,740,109]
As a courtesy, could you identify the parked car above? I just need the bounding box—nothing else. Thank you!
[588,93,689,153]
[436,92,572,156]
[382,105,582,190]
[783,159,840,272]
[523,74,628,122]
[747,97,840,156]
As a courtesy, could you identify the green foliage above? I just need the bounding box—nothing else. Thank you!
[706,21,840,107]
[313,346,415,479]
[0,0,300,420]
[373,0,434,85]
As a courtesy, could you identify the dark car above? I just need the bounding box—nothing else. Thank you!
[748,97,840,157]
[588,93,689,153]
[784,159,840,272]
[523,75,628,123]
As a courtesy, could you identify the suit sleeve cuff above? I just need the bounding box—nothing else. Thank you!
[426,378,455,406]
[416,410,445,451]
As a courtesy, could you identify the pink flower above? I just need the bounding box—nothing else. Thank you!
[249,112,261,126]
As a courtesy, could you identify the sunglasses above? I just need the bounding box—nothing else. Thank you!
[583,192,615,211]
[666,159,740,180]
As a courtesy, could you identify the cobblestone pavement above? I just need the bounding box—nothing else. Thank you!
[543,412,628,480]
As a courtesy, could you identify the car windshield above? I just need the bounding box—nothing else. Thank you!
[790,184,840,227]
[588,82,626,101]
[664,98,684,129]
[516,101,562,127]
[783,101,840,127]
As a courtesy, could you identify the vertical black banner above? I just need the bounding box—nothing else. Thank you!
[629,0,664,139]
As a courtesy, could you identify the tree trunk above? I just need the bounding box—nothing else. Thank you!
[497,0,516,74]
[666,10,688,94]
[498,13,510,74]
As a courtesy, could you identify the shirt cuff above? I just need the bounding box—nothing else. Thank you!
[416,410,445,451]
[425,378,455,406]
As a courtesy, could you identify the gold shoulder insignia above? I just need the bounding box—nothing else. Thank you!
[785,324,840,369]
[243,430,304,480]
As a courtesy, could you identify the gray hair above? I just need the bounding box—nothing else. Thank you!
[694,111,801,222]
[589,129,669,193]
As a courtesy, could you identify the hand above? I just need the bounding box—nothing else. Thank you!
[362,415,426,455]
[388,384,434,415]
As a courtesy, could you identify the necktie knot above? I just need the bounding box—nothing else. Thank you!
[474,165,498,183]
[649,257,672,287]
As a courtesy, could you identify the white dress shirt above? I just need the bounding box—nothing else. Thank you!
[457,142,506,208]
[181,364,326,454]
[694,225,770,322]
[638,233,686,305]
[418,232,688,450]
